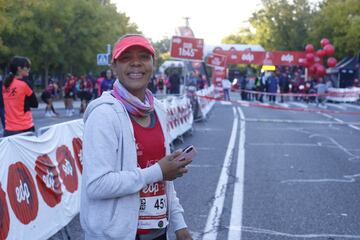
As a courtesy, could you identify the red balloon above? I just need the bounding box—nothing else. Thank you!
[327,57,337,68]
[323,44,335,56]
[305,44,315,53]
[306,53,315,62]
[303,59,310,68]
[309,65,317,75]
[316,65,326,77]
[320,38,330,48]
[316,49,326,58]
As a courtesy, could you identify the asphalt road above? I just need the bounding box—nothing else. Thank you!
[8,94,360,240]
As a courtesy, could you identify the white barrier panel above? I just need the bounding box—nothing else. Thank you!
[0,120,84,240]
[196,85,216,119]
[160,96,193,142]
[326,87,360,102]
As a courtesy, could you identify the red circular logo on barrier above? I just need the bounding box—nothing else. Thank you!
[7,162,39,224]
[35,154,62,207]
[72,138,83,174]
[0,183,10,239]
[56,145,78,193]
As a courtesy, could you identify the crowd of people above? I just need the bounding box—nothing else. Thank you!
[147,70,207,96]
[231,67,339,106]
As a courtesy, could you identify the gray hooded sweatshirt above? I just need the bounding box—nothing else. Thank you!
[80,91,186,239]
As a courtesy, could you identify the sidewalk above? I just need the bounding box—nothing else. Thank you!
[38,99,81,110]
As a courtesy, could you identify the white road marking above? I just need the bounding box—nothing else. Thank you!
[276,102,290,108]
[281,173,360,184]
[228,107,246,240]
[202,108,238,240]
[326,103,347,110]
[320,113,360,131]
[220,101,232,105]
[344,103,360,110]
[309,134,360,162]
[290,102,309,109]
[227,226,360,239]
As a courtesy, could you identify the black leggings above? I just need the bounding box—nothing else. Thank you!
[135,232,166,240]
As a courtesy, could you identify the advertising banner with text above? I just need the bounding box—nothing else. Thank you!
[170,36,204,61]
[206,53,227,68]
[211,47,306,66]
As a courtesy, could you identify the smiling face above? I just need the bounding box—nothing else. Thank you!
[112,45,154,100]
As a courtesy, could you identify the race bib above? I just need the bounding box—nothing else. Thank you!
[138,181,168,229]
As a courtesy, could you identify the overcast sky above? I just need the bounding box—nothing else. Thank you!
[112,0,263,45]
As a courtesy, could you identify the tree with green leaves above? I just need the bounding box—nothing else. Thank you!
[0,0,139,86]
[224,0,360,60]
[152,37,171,69]
[308,0,360,57]
[224,0,314,51]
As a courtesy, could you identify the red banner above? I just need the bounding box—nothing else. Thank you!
[238,50,266,65]
[211,47,306,66]
[211,67,226,89]
[271,51,306,66]
[170,36,204,61]
[206,53,227,68]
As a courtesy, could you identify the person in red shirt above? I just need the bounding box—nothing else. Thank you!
[80,34,193,240]
[63,74,76,117]
[2,56,38,137]
[79,75,93,114]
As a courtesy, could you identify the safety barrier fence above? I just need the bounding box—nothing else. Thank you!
[195,94,360,116]
[0,88,217,239]
[232,87,360,102]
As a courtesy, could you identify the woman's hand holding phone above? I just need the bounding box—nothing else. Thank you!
[174,145,197,161]
[157,149,190,181]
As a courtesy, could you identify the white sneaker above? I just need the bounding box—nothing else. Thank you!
[45,111,52,117]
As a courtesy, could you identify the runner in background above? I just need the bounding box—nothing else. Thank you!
[314,77,327,107]
[221,77,231,101]
[100,69,114,94]
[2,56,38,137]
[79,74,93,114]
[63,74,76,117]
[41,79,59,117]
[96,70,105,97]
[156,74,165,94]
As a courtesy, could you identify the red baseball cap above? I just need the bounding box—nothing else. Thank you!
[112,35,155,62]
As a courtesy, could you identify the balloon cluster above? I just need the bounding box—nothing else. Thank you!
[300,38,337,78]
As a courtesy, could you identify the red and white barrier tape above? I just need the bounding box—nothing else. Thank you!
[231,88,360,97]
[194,94,360,116]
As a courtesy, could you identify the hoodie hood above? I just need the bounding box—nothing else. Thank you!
[83,91,125,123]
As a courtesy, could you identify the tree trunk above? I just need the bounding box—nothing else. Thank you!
[44,62,49,88]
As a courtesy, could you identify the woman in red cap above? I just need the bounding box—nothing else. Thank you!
[80,34,193,240]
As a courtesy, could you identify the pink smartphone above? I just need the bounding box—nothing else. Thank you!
[175,145,197,161]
